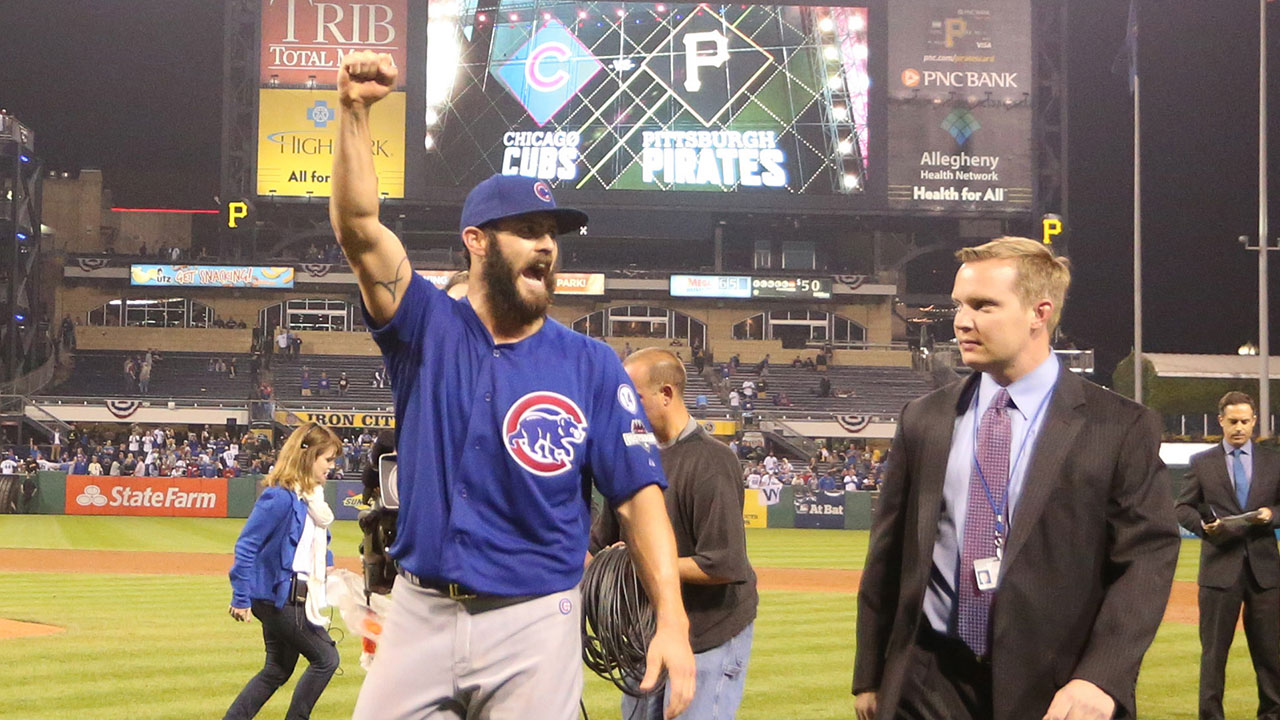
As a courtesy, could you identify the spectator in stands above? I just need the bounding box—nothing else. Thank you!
[0,453,17,475]
[139,360,152,394]
[817,374,831,398]
[72,452,89,475]
[728,389,741,417]
[818,472,837,492]
[720,364,731,384]
[763,453,778,475]
[229,358,238,379]
[291,332,302,357]
[88,456,103,476]
[741,378,755,399]
[109,456,123,476]
[729,354,740,373]
[338,373,349,397]
[623,341,633,358]
[122,454,137,476]
[276,327,290,359]
[815,352,828,371]
[318,372,331,396]
[301,369,312,397]
[693,348,705,374]
[774,391,792,408]
[138,242,148,257]
[741,397,755,425]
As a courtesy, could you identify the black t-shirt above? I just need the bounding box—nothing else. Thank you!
[591,425,758,652]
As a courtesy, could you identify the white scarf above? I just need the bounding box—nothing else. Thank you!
[300,487,335,626]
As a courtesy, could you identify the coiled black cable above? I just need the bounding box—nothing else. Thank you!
[581,544,657,698]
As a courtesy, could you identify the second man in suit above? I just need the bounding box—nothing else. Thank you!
[1175,391,1280,720]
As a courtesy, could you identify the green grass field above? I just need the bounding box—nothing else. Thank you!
[0,518,1263,719]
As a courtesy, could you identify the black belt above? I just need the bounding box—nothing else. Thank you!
[917,625,991,667]
[288,574,309,604]
[396,567,480,600]
[395,567,538,608]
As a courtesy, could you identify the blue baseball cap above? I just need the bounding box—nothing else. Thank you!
[459,174,588,235]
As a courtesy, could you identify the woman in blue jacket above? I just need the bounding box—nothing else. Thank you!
[224,422,342,720]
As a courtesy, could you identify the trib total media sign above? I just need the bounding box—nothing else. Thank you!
[65,476,228,518]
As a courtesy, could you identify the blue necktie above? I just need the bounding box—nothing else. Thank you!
[1233,449,1250,510]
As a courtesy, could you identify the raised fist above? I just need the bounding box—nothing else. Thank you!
[338,51,398,108]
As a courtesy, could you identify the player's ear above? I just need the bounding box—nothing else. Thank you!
[461,226,489,258]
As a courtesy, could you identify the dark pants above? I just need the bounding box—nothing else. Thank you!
[224,599,339,720]
[896,629,993,720]
[1199,570,1280,720]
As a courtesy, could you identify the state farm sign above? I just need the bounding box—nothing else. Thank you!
[261,0,408,87]
[65,476,228,518]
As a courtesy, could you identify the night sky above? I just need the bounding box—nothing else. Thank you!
[0,0,1277,380]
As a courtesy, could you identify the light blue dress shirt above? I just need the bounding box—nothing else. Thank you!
[925,354,1060,635]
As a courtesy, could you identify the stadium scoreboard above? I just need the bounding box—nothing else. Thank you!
[671,274,831,299]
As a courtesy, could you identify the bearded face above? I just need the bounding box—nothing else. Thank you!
[479,216,558,331]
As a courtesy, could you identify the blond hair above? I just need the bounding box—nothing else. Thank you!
[625,348,687,395]
[956,236,1072,330]
[263,422,342,496]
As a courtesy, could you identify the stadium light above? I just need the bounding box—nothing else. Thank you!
[424,133,435,150]
[843,173,859,190]
[823,45,839,61]
[578,10,587,18]
[1239,342,1259,356]
[818,17,834,33]
[832,104,849,121]
[478,13,487,21]
[425,109,439,126]
[827,75,843,90]
[837,138,853,155]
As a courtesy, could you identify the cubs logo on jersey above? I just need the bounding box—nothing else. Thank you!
[503,391,589,476]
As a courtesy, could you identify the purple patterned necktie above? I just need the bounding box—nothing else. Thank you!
[957,388,1014,656]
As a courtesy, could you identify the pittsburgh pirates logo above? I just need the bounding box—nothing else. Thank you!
[503,392,588,476]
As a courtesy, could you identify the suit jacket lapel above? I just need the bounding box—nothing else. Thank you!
[1001,367,1086,573]
[914,375,979,571]
[1207,445,1243,515]
[1244,445,1268,511]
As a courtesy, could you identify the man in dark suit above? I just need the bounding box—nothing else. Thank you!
[853,237,1180,720]
[1174,391,1280,720]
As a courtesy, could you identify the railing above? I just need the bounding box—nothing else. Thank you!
[32,395,253,410]
[1163,413,1278,440]
[0,355,57,397]
[758,418,819,458]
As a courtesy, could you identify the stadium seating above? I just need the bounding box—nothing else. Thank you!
[43,350,256,400]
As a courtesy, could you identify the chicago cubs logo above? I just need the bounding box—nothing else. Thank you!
[533,181,554,203]
[527,42,572,92]
[491,20,603,126]
[503,392,588,476]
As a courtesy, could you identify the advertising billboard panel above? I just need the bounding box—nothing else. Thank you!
[257,88,406,197]
[261,0,409,86]
[885,0,1033,212]
[65,476,228,518]
[130,264,295,288]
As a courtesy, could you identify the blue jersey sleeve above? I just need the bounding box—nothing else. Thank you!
[362,271,443,358]
[586,346,667,504]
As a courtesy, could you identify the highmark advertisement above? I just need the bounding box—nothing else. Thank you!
[886,0,1032,213]
[257,88,406,198]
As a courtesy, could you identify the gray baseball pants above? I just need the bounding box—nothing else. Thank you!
[352,575,583,720]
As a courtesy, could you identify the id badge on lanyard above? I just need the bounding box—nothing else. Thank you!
[971,385,1054,592]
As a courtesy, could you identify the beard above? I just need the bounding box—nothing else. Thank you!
[482,240,555,333]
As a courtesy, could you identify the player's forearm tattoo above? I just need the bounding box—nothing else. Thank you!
[372,256,408,300]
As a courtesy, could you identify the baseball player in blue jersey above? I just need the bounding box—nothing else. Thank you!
[331,51,696,719]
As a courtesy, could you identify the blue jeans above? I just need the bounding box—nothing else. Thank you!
[621,622,754,720]
[224,600,339,720]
